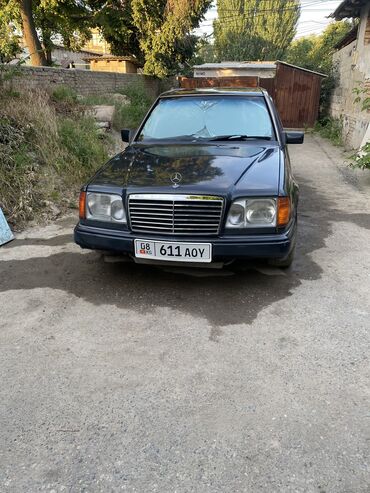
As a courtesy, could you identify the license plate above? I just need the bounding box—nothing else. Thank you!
[134,240,212,263]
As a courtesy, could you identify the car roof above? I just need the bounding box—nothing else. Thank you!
[159,87,267,98]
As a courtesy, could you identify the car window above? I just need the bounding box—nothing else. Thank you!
[137,96,275,141]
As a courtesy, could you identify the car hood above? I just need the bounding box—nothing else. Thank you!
[88,143,281,196]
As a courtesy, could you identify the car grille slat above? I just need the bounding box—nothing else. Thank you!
[129,194,224,235]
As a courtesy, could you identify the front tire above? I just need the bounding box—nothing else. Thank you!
[268,245,295,268]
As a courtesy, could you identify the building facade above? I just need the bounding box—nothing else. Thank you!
[83,55,140,74]
[330,0,370,149]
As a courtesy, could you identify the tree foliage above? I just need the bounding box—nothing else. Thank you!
[130,0,211,77]
[0,0,93,65]
[285,21,353,75]
[0,0,210,76]
[0,3,22,63]
[93,0,142,61]
[214,0,300,61]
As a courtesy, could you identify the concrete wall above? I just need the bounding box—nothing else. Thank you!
[330,4,370,150]
[1,65,177,99]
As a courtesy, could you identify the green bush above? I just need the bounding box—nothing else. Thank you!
[0,115,41,223]
[314,117,343,146]
[52,85,78,103]
[79,94,116,106]
[113,81,153,130]
[57,116,109,181]
[0,89,111,227]
[349,142,370,170]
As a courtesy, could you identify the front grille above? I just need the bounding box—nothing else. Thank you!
[128,194,224,235]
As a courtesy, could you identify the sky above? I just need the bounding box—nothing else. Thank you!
[193,0,343,39]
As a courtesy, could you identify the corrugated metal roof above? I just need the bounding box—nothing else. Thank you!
[193,61,327,78]
[277,61,327,78]
[193,61,277,70]
[83,55,141,65]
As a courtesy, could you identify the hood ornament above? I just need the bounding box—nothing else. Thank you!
[170,172,182,188]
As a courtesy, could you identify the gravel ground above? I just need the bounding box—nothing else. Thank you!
[0,134,369,493]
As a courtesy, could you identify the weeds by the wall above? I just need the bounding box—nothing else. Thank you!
[113,80,154,130]
[52,85,78,104]
[0,88,110,227]
[57,116,109,181]
[349,142,370,170]
[0,80,157,227]
[314,117,343,146]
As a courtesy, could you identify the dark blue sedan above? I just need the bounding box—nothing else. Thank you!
[75,88,303,268]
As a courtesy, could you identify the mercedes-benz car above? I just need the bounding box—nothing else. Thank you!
[74,88,303,268]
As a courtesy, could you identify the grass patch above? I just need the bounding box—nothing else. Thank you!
[0,88,110,227]
[52,85,78,103]
[113,80,153,130]
[79,94,116,106]
[314,117,343,146]
[57,116,109,181]
[0,81,157,227]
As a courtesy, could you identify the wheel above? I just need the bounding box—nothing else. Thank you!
[268,245,295,269]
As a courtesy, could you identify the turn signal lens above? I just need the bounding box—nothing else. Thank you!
[79,191,86,219]
[277,197,291,227]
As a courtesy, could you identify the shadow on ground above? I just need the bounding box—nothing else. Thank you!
[1,181,369,330]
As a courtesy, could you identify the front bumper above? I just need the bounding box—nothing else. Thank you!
[74,222,296,261]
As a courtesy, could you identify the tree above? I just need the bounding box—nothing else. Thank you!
[214,0,300,61]
[185,35,216,74]
[19,0,47,66]
[0,4,22,63]
[0,0,93,66]
[130,0,212,77]
[1,0,210,77]
[285,21,353,75]
[94,0,142,61]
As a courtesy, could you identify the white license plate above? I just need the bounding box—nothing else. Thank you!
[134,240,212,263]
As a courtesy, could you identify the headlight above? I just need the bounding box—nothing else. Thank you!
[226,198,277,228]
[86,192,126,223]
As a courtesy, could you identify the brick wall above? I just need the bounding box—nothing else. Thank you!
[1,65,178,99]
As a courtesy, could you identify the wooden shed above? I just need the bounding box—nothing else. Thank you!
[180,61,327,128]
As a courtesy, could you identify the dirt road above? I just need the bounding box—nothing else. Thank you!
[1,134,369,492]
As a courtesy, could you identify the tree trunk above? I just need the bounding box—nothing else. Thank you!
[42,29,53,65]
[19,0,47,66]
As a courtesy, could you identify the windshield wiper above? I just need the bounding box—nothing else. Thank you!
[208,135,272,142]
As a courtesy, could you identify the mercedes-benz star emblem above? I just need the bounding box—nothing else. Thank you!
[170,172,182,188]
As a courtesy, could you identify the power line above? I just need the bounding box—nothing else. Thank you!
[197,0,339,26]
[194,0,341,39]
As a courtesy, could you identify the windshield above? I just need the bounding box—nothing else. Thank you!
[137,96,275,142]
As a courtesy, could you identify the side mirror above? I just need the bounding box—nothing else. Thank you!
[284,131,304,145]
[121,128,135,143]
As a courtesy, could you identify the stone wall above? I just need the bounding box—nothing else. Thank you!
[330,4,370,150]
[1,65,178,99]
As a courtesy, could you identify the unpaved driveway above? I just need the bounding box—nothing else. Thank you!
[0,135,369,492]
